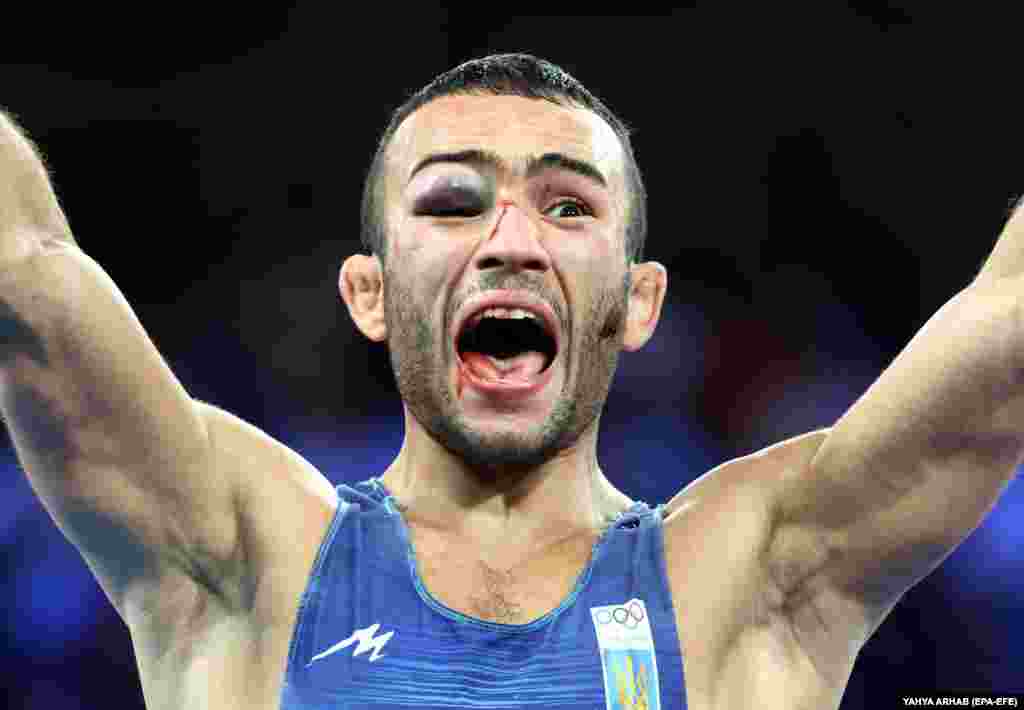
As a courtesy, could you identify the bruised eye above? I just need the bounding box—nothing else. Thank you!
[431,205,483,218]
[413,187,485,218]
[543,198,591,219]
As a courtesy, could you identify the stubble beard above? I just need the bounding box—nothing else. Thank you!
[384,265,628,479]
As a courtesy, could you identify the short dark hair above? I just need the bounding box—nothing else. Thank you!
[360,53,647,264]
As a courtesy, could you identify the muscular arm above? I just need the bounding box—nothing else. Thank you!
[0,110,329,619]
[765,202,1024,638]
[0,109,71,250]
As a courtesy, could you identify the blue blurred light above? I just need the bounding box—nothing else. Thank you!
[947,470,1024,600]
[22,680,88,710]
[278,413,405,485]
[0,453,38,540]
[599,409,723,504]
[0,450,107,656]
[980,472,1024,566]
[7,517,106,656]
[614,300,709,403]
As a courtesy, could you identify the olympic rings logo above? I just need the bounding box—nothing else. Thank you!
[595,600,646,629]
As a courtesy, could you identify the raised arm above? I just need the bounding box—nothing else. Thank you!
[764,200,1024,639]
[0,110,333,621]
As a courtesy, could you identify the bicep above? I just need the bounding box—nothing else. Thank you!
[778,431,1014,611]
[767,283,1024,621]
[1,243,234,613]
[769,427,1018,632]
[199,400,338,602]
[2,241,210,467]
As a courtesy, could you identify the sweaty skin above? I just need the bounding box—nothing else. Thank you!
[374,95,640,503]
[338,95,844,708]
[13,89,1014,710]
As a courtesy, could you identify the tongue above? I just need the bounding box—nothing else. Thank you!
[463,351,547,383]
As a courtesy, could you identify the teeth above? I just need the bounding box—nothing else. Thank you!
[471,307,539,326]
[495,307,535,320]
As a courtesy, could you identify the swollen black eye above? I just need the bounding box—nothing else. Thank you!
[428,205,483,218]
[414,188,484,218]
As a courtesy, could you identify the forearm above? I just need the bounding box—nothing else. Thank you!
[809,276,1024,531]
[859,195,1024,483]
[0,110,78,360]
[0,108,74,260]
[976,196,1024,283]
[768,275,1024,621]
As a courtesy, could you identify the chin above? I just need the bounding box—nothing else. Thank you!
[431,398,580,472]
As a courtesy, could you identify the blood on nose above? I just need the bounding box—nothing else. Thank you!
[478,200,549,272]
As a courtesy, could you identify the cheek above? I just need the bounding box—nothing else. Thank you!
[548,227,619,283]
[394,221,470,308]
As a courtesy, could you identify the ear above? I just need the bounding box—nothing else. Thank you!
[622,261,667,352]
[340,254,387,342]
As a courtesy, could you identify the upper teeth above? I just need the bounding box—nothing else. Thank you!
[468,307,539,328]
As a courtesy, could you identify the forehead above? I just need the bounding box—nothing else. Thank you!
[387,94,625,191]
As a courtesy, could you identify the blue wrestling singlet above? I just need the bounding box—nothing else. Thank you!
[279,478,687,709]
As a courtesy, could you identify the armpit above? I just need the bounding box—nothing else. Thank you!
[0,297,48,366]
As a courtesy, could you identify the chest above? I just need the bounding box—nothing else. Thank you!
[272,516,689,709]
[408,524,597,625]
[170,496,848,710]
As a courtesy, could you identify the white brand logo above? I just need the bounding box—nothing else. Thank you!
[308,622,395,665]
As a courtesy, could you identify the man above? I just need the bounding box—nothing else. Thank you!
[0,53,1019,709]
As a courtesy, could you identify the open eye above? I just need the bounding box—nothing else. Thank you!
[543,198,591,219]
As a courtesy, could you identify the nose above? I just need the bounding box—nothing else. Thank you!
[473,201,551,273]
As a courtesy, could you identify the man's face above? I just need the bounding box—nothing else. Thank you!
[380,94,632,470]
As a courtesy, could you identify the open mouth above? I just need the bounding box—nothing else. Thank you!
[456,306,558,385]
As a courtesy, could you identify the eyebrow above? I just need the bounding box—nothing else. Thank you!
[407,148,608,190]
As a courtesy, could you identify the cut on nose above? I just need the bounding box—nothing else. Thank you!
[474,201,550,272]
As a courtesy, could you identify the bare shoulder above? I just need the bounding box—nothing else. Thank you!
[198,402,340,621]
[659,433,820,631]
[123,403,339,629]
[660,430,872,705]
[121,403,342,707]
[658,440,781,702]
[662,430,830,522]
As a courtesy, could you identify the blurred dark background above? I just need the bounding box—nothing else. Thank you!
[1,6,1022,708]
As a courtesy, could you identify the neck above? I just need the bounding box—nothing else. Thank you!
[380,405,632,544]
